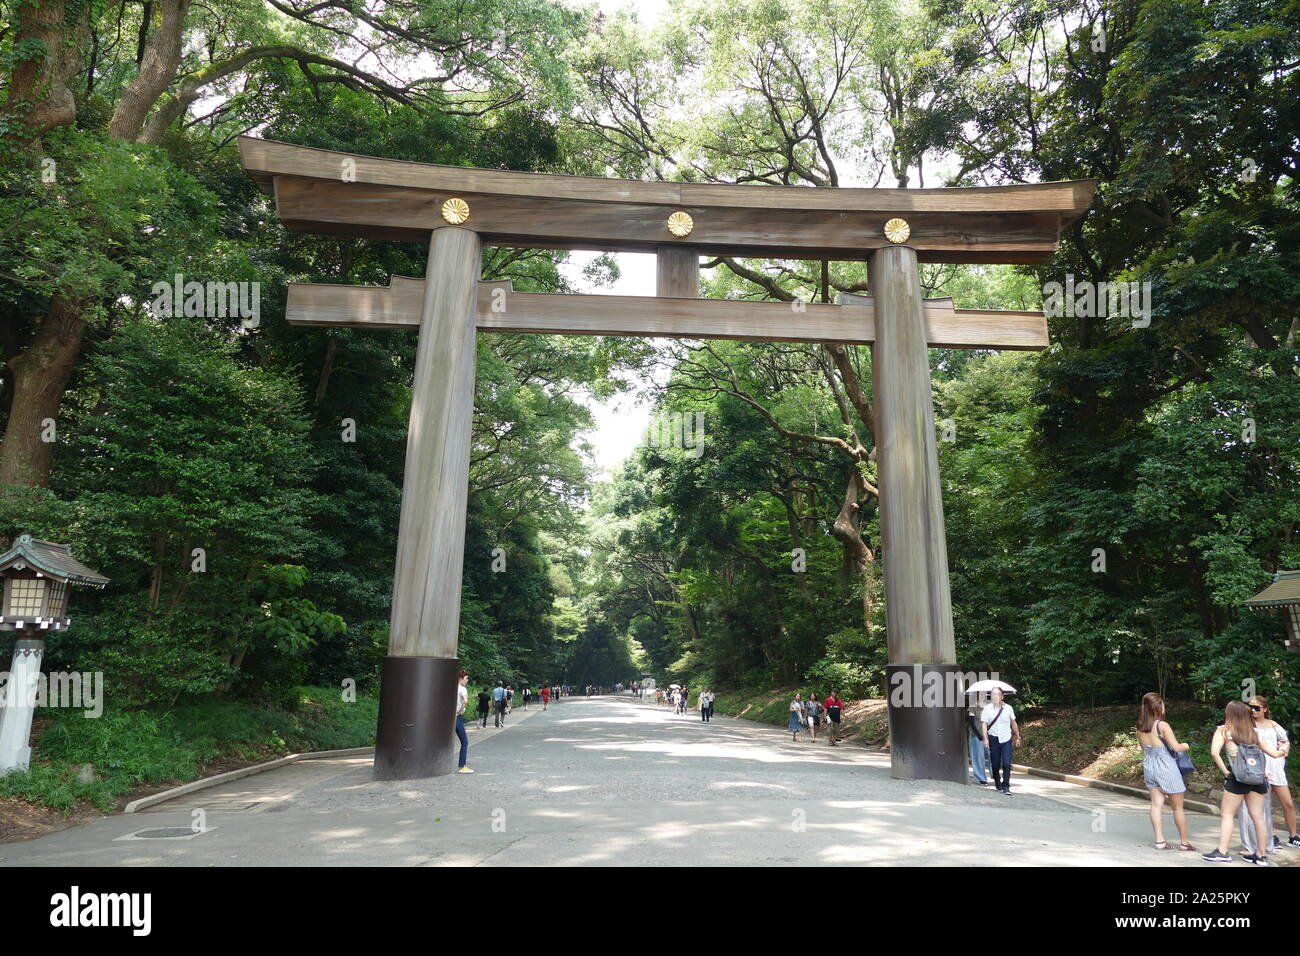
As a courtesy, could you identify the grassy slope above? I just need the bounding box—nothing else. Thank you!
[699,684,1294,800]
[0,687,377,839]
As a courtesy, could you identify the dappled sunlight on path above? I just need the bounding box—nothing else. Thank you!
[0,697,1235,867]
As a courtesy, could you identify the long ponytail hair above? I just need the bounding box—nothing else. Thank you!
[1138,692,1165,733]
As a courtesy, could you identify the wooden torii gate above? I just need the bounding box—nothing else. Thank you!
[239,137,1092,783]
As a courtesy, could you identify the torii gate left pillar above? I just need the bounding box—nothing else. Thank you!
[374,226,480,780]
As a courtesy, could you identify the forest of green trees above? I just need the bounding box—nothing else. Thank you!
[1,0,1297,798]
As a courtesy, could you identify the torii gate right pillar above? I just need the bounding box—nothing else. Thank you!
[870,244,967,783]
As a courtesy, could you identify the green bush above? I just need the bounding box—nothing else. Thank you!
[1191,616,1299,736]
[803,655,880,700]
[0,687,378,812]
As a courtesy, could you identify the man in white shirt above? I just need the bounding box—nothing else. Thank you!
[700,689,714,722]
[980,687,1022,794]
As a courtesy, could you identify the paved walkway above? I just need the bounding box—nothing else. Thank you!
[0,697,1283,866]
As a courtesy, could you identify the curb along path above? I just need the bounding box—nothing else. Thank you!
[135,699,551,813]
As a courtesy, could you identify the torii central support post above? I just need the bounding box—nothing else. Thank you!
[871,244,967,783]
[374,225,481,780]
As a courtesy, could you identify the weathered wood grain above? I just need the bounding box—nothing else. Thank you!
[241,137,1094,264]
[656,246,701,297]
[242,136,1093,216]
[271,176,1070,263]
[870,244,957,667]
[285,279,1050,350]
[387,228,480,659]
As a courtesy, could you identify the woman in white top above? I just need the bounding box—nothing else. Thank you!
[455,670,473,774]
[1203,700,1283,864]
[788,692,804,742]
[1245,696,1297,849]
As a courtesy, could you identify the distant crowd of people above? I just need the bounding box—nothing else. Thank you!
[651,685,717,721]
[452,677,571,773]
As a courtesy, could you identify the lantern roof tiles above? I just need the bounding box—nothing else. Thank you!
[0,535,109,587]
[1242,570,1300,609]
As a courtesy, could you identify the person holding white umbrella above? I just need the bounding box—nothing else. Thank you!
[980,685,1022,794]
[966,680,1014,786]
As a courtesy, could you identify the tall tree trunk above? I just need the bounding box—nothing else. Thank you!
[0,0,83,148]
[829,468,872,583]
[781,494,812,601]
[0,297,86,487]
[108,0,192,142]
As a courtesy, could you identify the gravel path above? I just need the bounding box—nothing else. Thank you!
[288,695,1064,812]
[0,696,1255,866]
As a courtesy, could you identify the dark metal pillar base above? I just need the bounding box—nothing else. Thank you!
[373,655,459,781]
[885,663,968,783]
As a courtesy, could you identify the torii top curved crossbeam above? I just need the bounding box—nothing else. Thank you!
[238,137,1094,265]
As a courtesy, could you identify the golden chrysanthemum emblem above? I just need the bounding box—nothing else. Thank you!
[441,197,470,224]
[884,217,911,244]
[666,210,694,238]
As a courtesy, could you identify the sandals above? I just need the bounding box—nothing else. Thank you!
[1154,841,1175,850]
[1179,843,1197,851]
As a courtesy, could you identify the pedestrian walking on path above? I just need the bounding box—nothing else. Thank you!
[1237,696,1298,856]
[825,690,843,746]
[699,688,714,722]
[980,687,1021,794]
[455,671,473,773]
[541,684,550,711]
[493,681,507,727]
[788,692,805,742]
[967,701,989,783]
[1136,692,1194,851]
[806,692,821,742]
[476,687,491,728]
[1202,700,1284,865]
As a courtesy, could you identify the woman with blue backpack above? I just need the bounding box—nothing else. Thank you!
[1237,695,1298,856]
[1137,693,1195,851]
[1203,700,1285,865]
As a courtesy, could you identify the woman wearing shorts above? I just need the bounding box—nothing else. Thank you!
[805,692,821,742]
[1203,700,1283,864]
[1240,696,1298,852]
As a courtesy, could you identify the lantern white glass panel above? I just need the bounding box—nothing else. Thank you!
[8,578,45,617]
